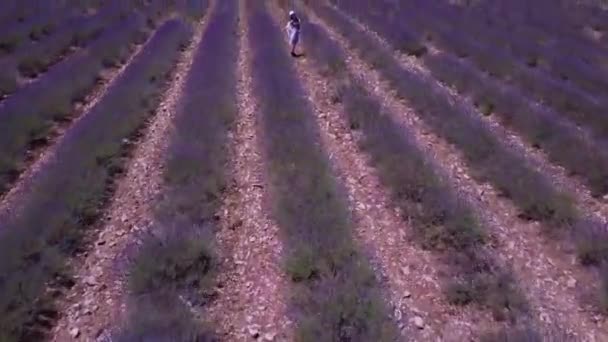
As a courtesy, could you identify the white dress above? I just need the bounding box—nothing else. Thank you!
[286,21,300,45]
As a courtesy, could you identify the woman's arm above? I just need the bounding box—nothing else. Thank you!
[285,22,293,37]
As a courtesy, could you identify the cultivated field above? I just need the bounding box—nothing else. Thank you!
[0,0,607,341]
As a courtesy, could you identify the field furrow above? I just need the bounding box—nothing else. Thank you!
[304,1,608,339]
[0,17,191,341]
[351,1,608,147]
[0,29,150,227]
[332,1,608,199]
[329,0,608,260]
[0,1,605,340]
[50,6,211,340]
[0,12,151,197]
[423,52,608,196]
[270,3,484,339]
[0,4,81,56]
[318,1,608,275]
[411,12,608,146]
[328,2,608,228]
[0,4,132,100]
[407,1,608,101]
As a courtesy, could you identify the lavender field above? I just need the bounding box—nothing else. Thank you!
[0,0,607,341]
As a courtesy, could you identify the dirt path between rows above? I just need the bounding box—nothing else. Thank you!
[50,15,209,342]
[305,3,608,340]
[205,1,291,340]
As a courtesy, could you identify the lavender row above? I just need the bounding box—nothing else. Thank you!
[0,0,175,98]
[449,0,608,66]
[319,1,608,309]
[469,0,608,58]
[118,1,237,340]
[300,9,529,322]
[140,0,196,28]
[331,0,427,57]
[0,3,132,98]
[175,0,210,20]
[565,1,608,30]
[482,7,608,98]
[372,0,597,89]
[0,13,150,195]
[551,1,608,33]
[318,2,581,233]
[341,1,608,160]
[0,1,20,27]
[332,0,608,308]
[412,1,608,100]
[345,0,608,196]
[0,0,85,26]
[423,51,608,197]
[0,3,82,55]
[412,3,608,146]
[16,3,131,77]
[249,2,398,339]
[0,19,191,341]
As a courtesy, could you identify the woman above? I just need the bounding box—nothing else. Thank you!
[285,10,301,57]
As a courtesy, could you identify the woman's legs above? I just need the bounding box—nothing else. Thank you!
[290,31,299,56]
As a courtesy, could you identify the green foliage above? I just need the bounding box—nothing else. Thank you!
[0,66,18,95]
[115,293,215,342]
[130,231,214,294]
[286,247,317,282]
